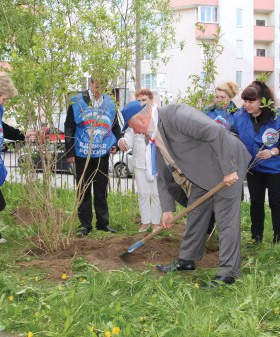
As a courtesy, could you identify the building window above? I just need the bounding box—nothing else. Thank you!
[257,49,266,57]
[157,74,166,88]
[141,74,157,90]
[236,9,243,27]
[198,6,218,23]
[256,19,265,26]
[141,73,166,90]
[200,71,206,85]
[236,40,243,59]
[142,53,155,61]
[236,71,242,88]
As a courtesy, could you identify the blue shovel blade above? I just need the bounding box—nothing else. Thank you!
[127,240,144,253]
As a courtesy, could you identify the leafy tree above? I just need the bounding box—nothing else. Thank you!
[178,25,224,111]
[0,0,179,252]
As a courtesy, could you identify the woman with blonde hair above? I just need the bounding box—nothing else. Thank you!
[204,81,239,240]
[205,81,239,129]
[0,73,36,243]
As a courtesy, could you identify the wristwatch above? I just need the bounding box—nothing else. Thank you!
[271,150,276,157]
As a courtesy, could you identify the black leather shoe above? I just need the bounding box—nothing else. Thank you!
[210,275,235,289]
[96,225,117,233]
[77,227,91,237]
[156,259,195,273]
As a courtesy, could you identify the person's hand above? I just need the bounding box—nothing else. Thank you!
[162,211,174,229]
[25,131,37,142]
[67,157,75,163]
[118,138,127,152]
[223,172,238,186]
[256,149,278,160]
[109,146,117,154]
[0,62,13,74]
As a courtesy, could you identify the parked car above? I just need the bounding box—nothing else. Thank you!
[17,142,74,174]
[17,128,74,174]
[109,149,133,178]
[2,139,24,152]
[40,127,65,143]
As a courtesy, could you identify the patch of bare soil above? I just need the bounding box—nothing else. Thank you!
[14,207,219,281]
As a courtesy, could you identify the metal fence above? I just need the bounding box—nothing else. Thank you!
[2,145,135,194]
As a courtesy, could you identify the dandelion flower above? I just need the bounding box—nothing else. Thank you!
[194,282,200,289]
[274,307,279,315]
[105,331,111,337]
[90,325,95,332]
[61,273,67,280]
[8,295,14,302]
[112,326,120,335]
[139,317,145,322]
[27,332,34,337]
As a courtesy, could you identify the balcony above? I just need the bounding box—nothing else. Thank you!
[254,25,274,42]
[195,23,219,39]
[254,56,274,72]
[254,0,274,13]
[170,0,218,8]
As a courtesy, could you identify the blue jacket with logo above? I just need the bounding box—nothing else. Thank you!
[71,93,117,158]
[233,108,280,174]
[204,101,237,129]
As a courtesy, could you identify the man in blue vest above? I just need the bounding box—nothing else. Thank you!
[65,75,121,236]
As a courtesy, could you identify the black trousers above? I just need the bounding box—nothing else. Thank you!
[247,171,280,241]
[75,155,110,230]
[0,190,6,211]
[0,189,6,239]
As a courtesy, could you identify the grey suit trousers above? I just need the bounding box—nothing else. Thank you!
[179,182,242,277]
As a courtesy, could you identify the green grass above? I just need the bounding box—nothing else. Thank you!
[0,184,280,336]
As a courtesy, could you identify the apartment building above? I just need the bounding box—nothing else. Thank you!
[141,0,280,105]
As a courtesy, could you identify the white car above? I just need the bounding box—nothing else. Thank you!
[109,149,133,178]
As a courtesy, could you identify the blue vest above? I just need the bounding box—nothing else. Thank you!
[0,105,8,186]
[72,93,117,158]
[205,101,237,129]
[234,108,280,174]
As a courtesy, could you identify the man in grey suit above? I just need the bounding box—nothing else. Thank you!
[121,100,251,287]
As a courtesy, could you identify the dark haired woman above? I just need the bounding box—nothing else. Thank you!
[233,81,280,244]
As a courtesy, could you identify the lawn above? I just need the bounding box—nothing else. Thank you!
[0,183,280,337]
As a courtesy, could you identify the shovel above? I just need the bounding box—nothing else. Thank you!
[119,181,226,260]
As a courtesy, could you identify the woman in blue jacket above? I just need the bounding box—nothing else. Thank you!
[0,73,35,243]
[204,82,239,237]
[233,81,280,244]
[205,81,239,129]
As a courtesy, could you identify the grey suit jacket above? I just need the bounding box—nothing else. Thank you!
[156,104,251,211]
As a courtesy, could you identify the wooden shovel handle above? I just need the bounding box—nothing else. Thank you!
[141,181,226,245]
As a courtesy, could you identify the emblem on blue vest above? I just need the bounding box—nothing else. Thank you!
[72,93,117,158]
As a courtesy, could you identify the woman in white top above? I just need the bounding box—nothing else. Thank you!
[118,89,162,232]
